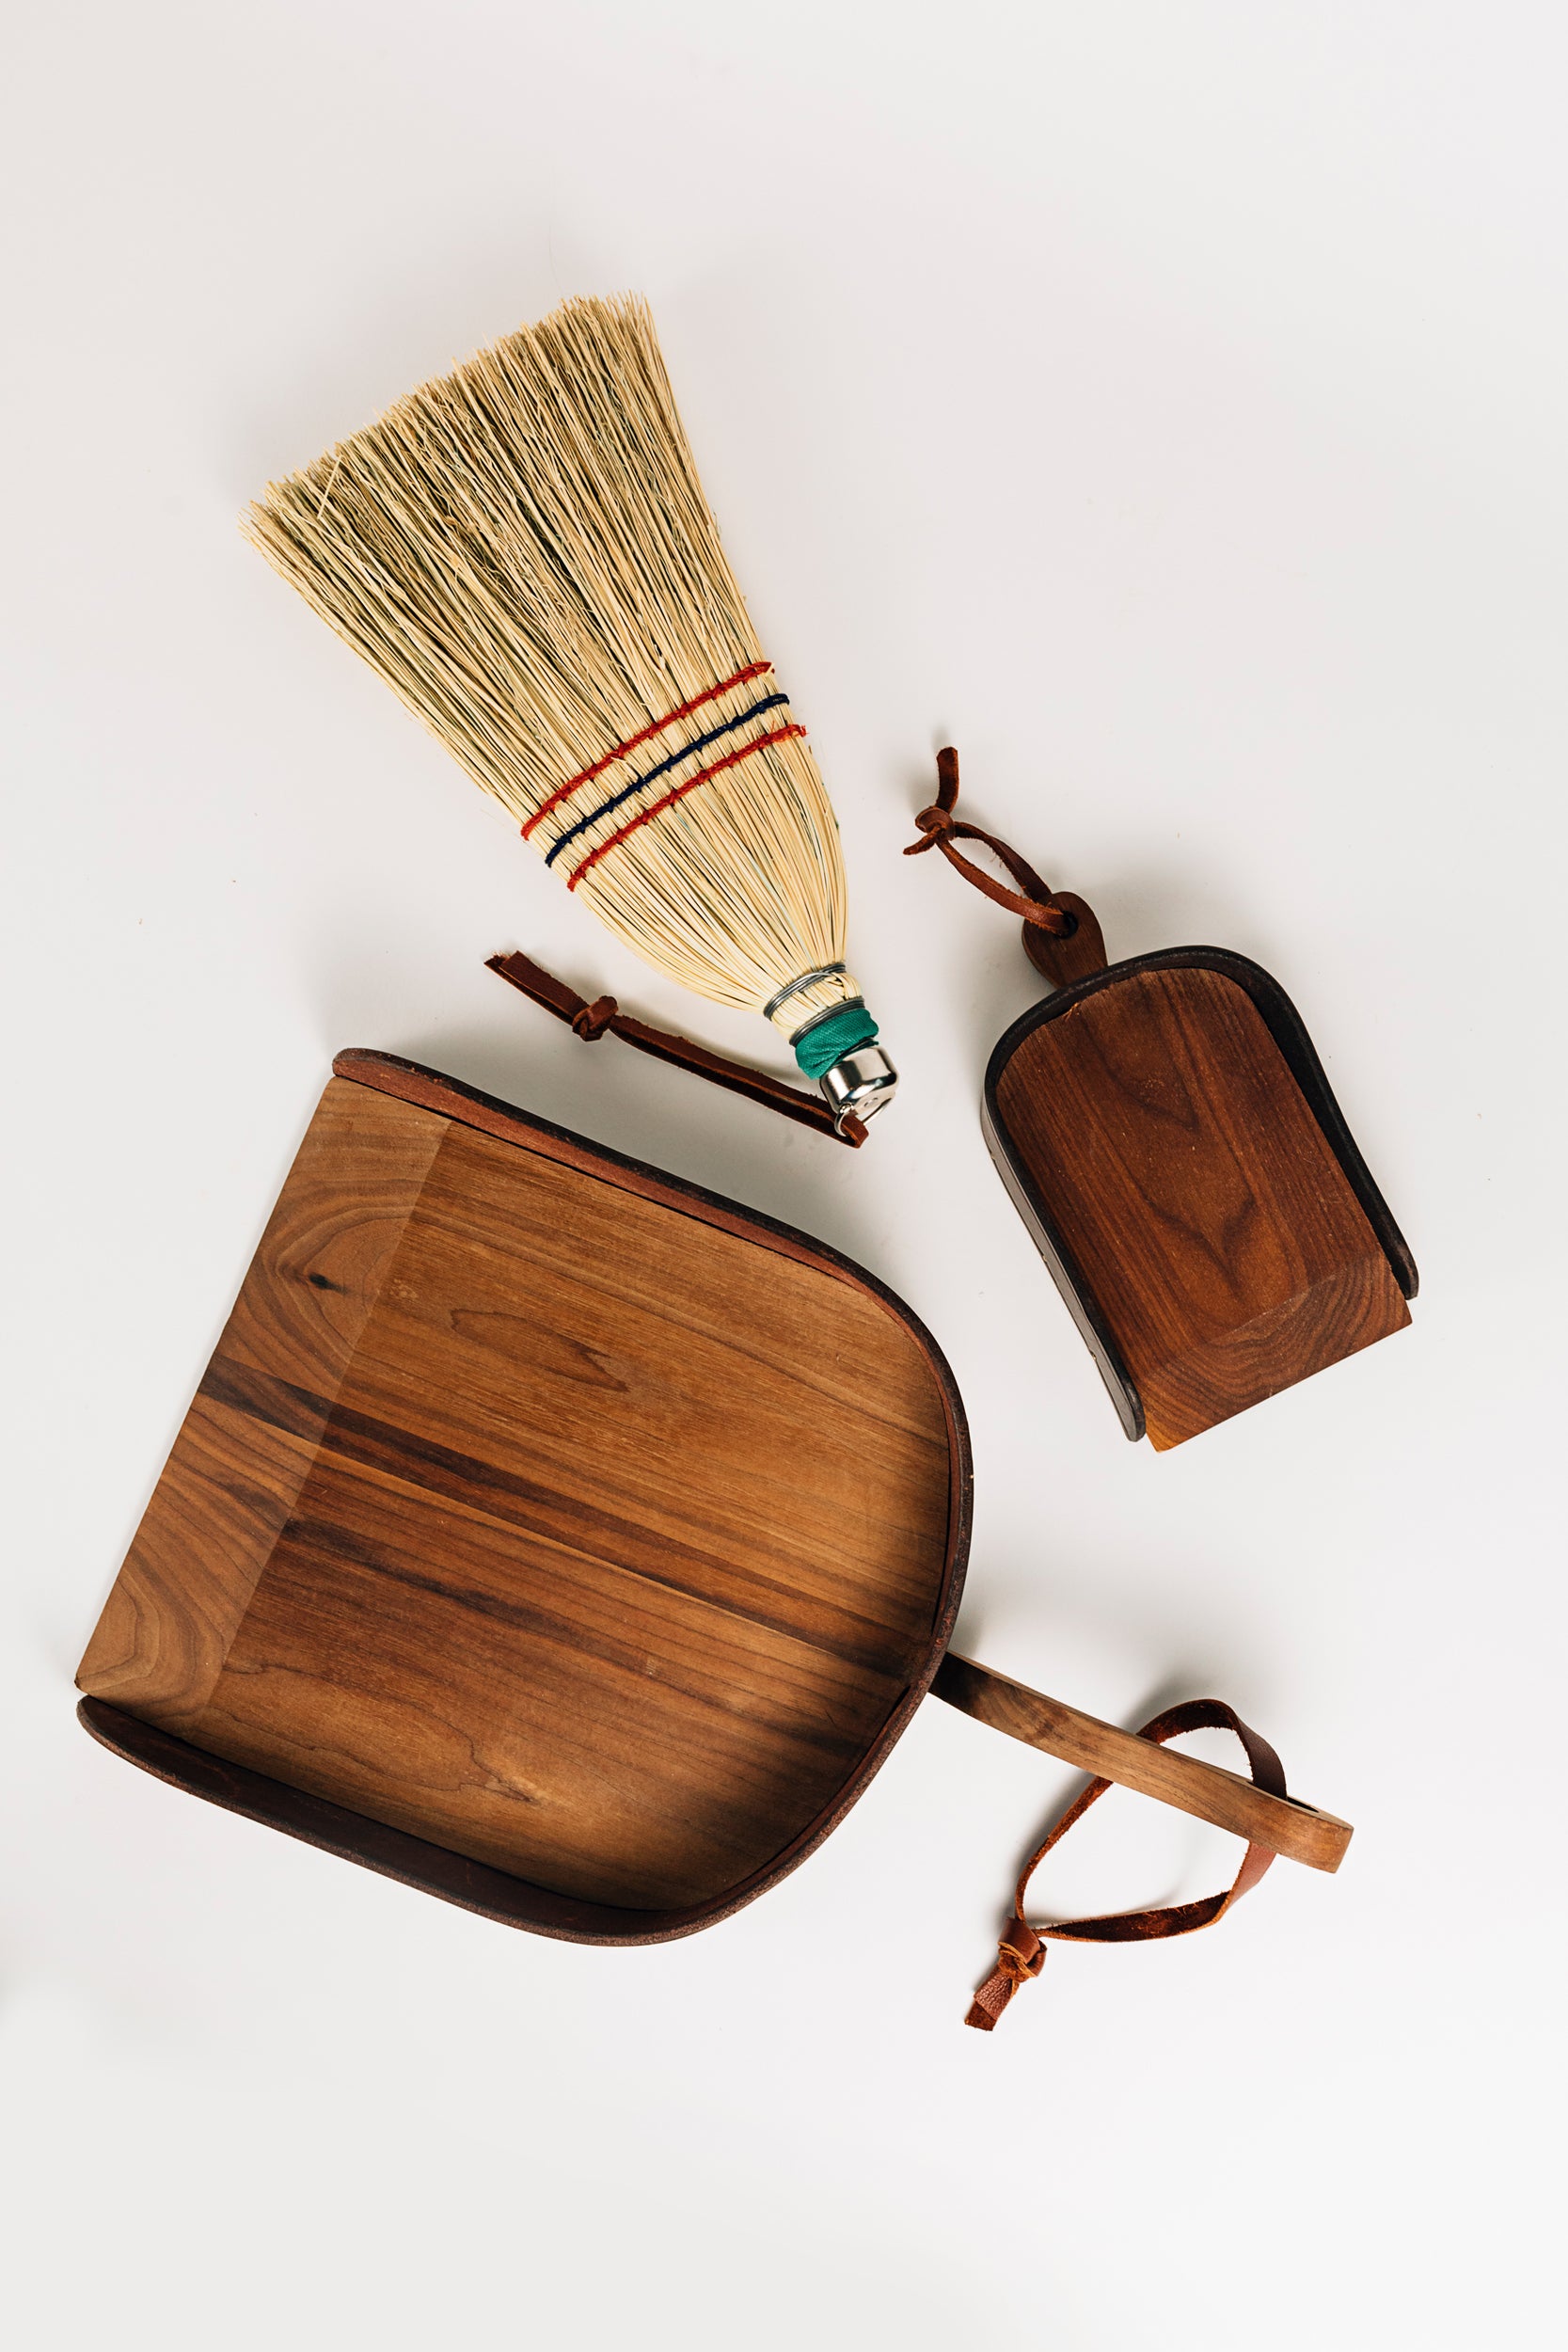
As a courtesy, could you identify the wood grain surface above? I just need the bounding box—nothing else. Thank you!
[931,1654,1352,1870]
[990,960,1411,1447]
[79,1061,960,1915]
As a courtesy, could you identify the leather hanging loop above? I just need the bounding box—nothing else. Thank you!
[905,746,1071,932]
[486,950,868,1146]
[964,1699,1287,2033]
[905,746,1109,988]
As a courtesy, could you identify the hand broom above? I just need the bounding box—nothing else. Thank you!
[243,294,895,1138]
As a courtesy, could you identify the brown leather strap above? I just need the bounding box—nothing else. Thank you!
[965,1698,1285,2032]
[486,950,867,1147]
[903,745,1109,988]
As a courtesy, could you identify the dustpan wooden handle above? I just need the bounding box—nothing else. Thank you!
[932,1652,1352,1872]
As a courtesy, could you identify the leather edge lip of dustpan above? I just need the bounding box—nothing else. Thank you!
[981,946,1420,1445]
[76,1046,976,1949]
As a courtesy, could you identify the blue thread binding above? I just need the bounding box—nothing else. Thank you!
[544,693,790,866]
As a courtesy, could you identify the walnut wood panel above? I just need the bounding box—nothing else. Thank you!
[990,960,1411,1448]
[78,1060,963,1921]
[75,1083,445,1729]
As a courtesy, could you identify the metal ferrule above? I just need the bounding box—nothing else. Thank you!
[819,1047,899,1135]
[762,962,849,1029]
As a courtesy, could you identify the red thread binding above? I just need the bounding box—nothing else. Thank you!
[566,723,806,891]
[521,661,775,840]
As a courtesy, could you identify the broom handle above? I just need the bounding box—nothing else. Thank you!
[931,1652,1352,1872]
[487,951,866,1145]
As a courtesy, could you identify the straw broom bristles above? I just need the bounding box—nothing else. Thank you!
[243,295,873,1051]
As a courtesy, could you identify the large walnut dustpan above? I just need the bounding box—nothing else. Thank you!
[77,1052,1348,1950]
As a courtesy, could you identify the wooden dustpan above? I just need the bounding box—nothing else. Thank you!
[908,750,1418,1449]
[77,1051,1348,2012]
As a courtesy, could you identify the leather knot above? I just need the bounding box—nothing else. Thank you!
[900,747,1075,946]
[996,1933,1045,1987]
[963,1921,1045,2033]
[571,994,618,1041]
[903,801,953,855]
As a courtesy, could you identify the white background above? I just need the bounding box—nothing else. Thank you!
[5,6,1563,2345]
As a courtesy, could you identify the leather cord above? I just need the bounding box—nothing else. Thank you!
[904,745,1072,930]
[965,1699,1286,2032]
[485,950,868,1147]
[903,746,1109,989]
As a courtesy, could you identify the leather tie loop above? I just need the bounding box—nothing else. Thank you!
[901,746,1072,937]
[963,1699,1286,2033]
[903,745,1112,986]
[486,950,868,1147]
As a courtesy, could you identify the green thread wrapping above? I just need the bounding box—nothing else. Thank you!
[792,1005,879,1080]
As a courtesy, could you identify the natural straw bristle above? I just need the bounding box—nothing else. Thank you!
[243,294,865,1041]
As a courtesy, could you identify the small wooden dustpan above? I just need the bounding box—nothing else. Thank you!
[77,1051,1347,2017]
[907,751,1418,1449]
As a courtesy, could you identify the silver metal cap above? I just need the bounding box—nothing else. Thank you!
[819,1046,898,1135]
